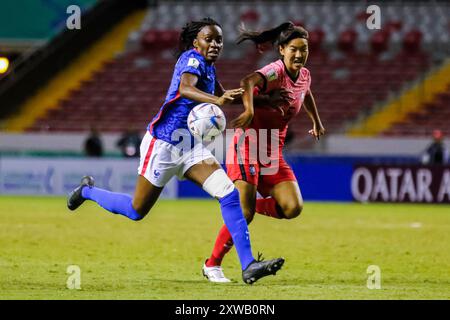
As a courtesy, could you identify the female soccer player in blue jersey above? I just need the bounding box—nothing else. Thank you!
[67,18,284,284]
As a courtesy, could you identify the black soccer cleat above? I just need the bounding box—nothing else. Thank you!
[242,253,285,285]
[67,176,95,211]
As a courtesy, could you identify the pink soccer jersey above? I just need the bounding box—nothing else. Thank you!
[252,59,312,140]
[229,59,312,164]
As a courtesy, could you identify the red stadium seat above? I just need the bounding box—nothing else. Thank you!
[370,30,390,54]
[338,29,357,53]
[355,11,371,22]
[402,29,423,53]
[240,9,260,23]
[385,21,403,33]
[141,29,179,51]
[308,29,325,51]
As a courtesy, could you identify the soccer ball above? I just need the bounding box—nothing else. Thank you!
[187,103,226,139]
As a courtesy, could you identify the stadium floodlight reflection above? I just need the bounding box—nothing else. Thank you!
[0,57,10,73]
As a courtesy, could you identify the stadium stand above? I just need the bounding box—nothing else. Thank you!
[3,1,450,151]
[349,59,450,138]
[382,84,450,137]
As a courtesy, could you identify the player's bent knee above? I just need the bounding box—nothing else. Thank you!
[202,169,235,199]
[131,201,150,220]
[282,203,303,219]
[242,208,255,223]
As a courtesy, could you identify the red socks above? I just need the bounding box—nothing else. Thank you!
[205,225,234,267]
[206,198,284,267]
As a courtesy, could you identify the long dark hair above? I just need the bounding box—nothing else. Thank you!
[176,17,222,58]
[237,21,308,50]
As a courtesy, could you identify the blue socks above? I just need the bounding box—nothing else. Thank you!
[81,187,143,221]
[219,188,255,270]
[81,186,255,270]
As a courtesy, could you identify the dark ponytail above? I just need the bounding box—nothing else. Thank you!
[176,17,221,58]
[237,21,308,49]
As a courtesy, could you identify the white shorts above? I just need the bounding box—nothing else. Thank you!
[137,131,216,187]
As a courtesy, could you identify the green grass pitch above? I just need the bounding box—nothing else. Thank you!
[0,196,449,300]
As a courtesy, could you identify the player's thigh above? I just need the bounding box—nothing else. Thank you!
[135,133,174,215]
[132,175,164,216]
[234,180,257,223]
[270,180,304,219]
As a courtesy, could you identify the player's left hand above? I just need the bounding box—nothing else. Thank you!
[309,123,325,140]
[230,110,254,128]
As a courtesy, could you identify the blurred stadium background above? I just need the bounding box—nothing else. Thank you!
[0,0,449,201]
[0,0,449,299]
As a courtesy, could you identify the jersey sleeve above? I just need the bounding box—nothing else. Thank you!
[255,62,283,94]
[178,53,204,78]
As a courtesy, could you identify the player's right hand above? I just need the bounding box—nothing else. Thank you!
[216,88,244,106]
[309,122,325,141]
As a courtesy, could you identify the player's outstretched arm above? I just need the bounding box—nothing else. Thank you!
[303,90,325,140]
[214,79,245,105]
[180,73,223,104]
[180,73,243,106]
[216,78,288,108]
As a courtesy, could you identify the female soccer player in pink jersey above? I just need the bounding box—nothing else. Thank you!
[203,22,325,282]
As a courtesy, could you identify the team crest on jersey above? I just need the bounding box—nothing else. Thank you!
[266,68,277,82]
[187,58,200,69]
[249,165,256,176]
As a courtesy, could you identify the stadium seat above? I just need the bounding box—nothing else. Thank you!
[308,29,325,51]
[141,29,179,51]
[337,29,357,53]
[385,21,403,33]
[402,29,423,52]
[370,30,391,54]
[240,9,260,23]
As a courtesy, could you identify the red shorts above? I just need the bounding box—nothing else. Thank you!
[226,138,297,198]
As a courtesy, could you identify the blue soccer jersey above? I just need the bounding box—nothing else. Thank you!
[148,49,216,145]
